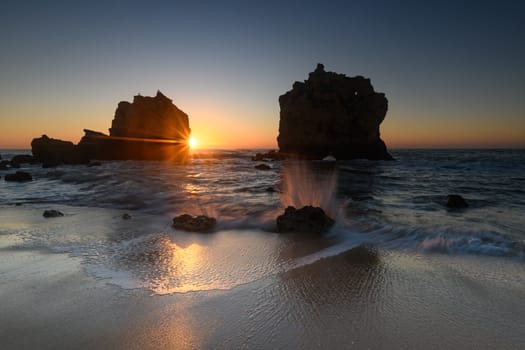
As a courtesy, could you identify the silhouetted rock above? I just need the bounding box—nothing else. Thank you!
[4,171,32,182]
[276,205,335,233]
[122,213,132,220]
[31,135,80,164]
[0,160,10,170]
[10,154,35,165]
[29,92,191,163]
[251,150,287,161]
[87,161,102,167]
[110,91,190,140]
[77,91,191,161]
[446,194,468,208]
[43,209,64,218]
[173,214,216,232]
[42,162,60,168]
[278,63,392,160]
[0,158,23,169]
[255,164,271,170]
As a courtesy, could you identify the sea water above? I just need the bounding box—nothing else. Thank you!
[0,149,524,295]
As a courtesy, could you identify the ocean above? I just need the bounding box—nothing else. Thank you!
[1,148,524,348]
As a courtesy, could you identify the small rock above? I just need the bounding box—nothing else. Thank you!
[276,205,335,233]
[255,164,271,170]
[251,150,286,161]
[0,160,9,170]
[266,187,276,193]
[4,171,33,182]
[122,213,131,220]
[446,194,468,208]
[43,209,64,218]
[173,214,216,232]
[11,154,35,164]
[88,161,102,167]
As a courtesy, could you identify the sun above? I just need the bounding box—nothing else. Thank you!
[188,137,197,149]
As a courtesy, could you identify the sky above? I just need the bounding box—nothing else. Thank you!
[1,0,524,149]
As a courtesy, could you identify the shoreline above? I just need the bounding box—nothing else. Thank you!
[1,207,524,349]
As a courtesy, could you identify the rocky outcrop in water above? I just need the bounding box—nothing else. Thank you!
[43,209,64,218]
[276,205,334,233]
[446,194,468,208]
[254,164,271,170]
[278,64,392,160]
[31,135,79,164]
[251,150,286,161]
[173,214,217,232]
[110,91,190,141]
[10,154,35,165]
[4,171,32,182]
[30,91,191,163]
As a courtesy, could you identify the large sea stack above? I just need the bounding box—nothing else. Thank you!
[31,91,191,163]
[277,64,392,160]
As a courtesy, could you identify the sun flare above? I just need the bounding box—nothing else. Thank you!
[188,137,197,149]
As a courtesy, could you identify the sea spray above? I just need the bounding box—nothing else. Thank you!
[281,160,339,219]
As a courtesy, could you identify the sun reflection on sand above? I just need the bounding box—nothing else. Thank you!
[114,231,288,295]
[144,238,209,294]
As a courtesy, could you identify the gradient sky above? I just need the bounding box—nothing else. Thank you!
[1,0,524,149]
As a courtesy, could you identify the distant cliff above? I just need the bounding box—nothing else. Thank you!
[31,91,191,163]
[277,64,392,160]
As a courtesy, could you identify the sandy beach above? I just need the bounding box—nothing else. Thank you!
[1,205,524,349]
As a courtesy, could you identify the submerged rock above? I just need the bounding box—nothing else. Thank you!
[42,162,60,168]
[10,154,35,165]
[122,213,132,220]
[43,209,64,218]
[276,205,335,233]
[254,164,271,170]
[173,214,217,232]
[251,150,286,161]
[446,194,468,208]
[278,63,392,160]
[0,160,9,170]
[4,171,32,182]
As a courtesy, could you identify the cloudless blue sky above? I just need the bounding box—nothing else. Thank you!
[1,0,524,148]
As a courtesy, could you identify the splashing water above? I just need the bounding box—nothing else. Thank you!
[281,160,339,219]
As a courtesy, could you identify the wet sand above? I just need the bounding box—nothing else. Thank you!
[1,235,524,349]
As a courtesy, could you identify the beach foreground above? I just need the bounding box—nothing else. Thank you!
[1,205,524,349]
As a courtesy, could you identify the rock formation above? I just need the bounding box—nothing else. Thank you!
[31,135,79,164]
[43,209,64,218]
[276,205,335,233]
[254,164,271,170]
[4,171,33,182]
[172,214,217,232]
[110,91,190,141]
[31,91,191,163]
[445,194,468,208]
[278,64,392,160]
